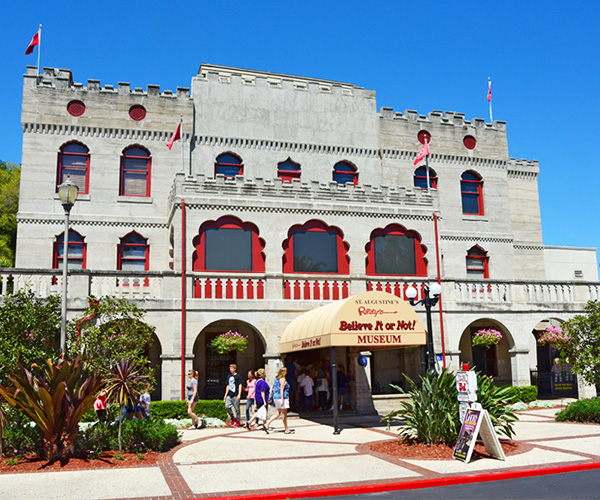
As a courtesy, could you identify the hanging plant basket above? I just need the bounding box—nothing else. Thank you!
[209,330,248,354]
[472,328,502,348]
[537,326,570,350]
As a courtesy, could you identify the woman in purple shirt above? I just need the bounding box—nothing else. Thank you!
[246,368,270,432]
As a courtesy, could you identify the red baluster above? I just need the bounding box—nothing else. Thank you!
[313,281,321,300]
[385,282,392,294]
[194,278,202,298]
[215,279,223,299]
[284,280,291,299]
[366,281,373,291]
[225,279,233,299]
[332,281,340,300]
[342,281,349,298]
[394,282,401,297]
[236,279,244,299]
[293,280,301,300]
[303,280,311,300]
[246,279,254,299]
[205,278,212,299]
[323,281,330,300]
[257,280,264,299]
[375,282,383,292]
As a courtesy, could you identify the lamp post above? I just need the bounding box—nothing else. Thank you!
[57,177,79,353]
[406,283,442,373]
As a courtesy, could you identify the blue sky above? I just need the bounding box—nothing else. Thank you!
[1,1,598,263]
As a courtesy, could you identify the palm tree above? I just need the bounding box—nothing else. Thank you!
[104,358,150,452]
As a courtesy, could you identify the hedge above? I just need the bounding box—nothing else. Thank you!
[501,385,538,404]
[556,398,600,424]
[149,400,227,421]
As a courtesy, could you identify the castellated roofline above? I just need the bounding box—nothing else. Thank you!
[24,66,190,98]
[379,106,506,130]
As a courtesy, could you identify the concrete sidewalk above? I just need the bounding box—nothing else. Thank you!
[2,406,600,500]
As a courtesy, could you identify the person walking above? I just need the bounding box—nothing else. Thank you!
[224,363,243,427]
[246,368,269,432]
[244,370,257,424]
[265,367,294,434]
[186,369,201,429]
[94,389,107,422]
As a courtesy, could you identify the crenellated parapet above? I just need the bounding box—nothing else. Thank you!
[169,173,436,219]
[380,107,506,131]
[507,158,539,179]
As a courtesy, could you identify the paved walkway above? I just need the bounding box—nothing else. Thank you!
[2,407,600,500]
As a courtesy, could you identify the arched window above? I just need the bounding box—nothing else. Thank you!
[277,158,301,183]
[466,246,489,278]
[461,171,483,215]
[333,161,358,186]
[215,153,243,178]
[366,224,427,276]
[283,221,349,274]
[53,229,86,270]
[57,142,90,194]
[118,232,149,271]
[414,166,438,189]
[193,216,265,272]
[120,146,151,197]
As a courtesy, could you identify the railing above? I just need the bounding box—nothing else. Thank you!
[1,268,599,309]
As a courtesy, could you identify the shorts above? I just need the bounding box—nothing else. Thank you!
[338,388,347,396]
[274,398,290,410]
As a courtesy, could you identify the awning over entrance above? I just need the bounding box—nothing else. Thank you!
[280,290,426,353]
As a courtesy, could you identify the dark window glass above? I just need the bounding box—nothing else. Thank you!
[333,162,357,185]
[278,159,301,183]
[55,231,85,270]
[119,233,148,271]
[414,167,437,189]
[293,231,338,273]
[216,154,242,177]
[205,227,252,271]
[121,147,150,196]
[374,234,416,275]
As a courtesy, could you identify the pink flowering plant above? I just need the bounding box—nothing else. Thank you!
[210,330,248,354]
[472,328,503,348]
[537,326,570,349]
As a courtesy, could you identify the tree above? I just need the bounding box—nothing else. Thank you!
[0,160,21,267]
[563,300,600,387]
[66,296,156,381]
[0,289,61,386]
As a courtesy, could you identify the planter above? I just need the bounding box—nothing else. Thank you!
[209,330,248,354]
[471,328,502,349]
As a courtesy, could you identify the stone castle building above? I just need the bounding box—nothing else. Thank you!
[10,63,599,407]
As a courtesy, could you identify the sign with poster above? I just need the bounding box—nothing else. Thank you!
[453,408,506,463]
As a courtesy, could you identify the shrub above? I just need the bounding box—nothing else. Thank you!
[555,398,600,424]
[76,419,180,453]
[503,385,538,404]
[2,425,43,456]
[150,400,227,421]
[383,369,518,445]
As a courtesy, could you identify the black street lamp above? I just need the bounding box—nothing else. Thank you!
[406,283,442,374]
[57,176,79,353]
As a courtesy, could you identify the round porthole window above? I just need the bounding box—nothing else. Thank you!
[463,135,477,150]
[129,105,147,121]
[417,130,431,144]
[67,100,86,117]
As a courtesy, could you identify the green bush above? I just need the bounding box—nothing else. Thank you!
[149,400,227,421]
[501,385,538,404]
[555,398,600,424]
[383,369,518,445]
[77,419,181,453]
[2,425,43,456]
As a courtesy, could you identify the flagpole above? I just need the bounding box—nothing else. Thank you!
[180,116,184,174]
[37,24,42,77]
[425,138,430,193]
[488,77,493,122]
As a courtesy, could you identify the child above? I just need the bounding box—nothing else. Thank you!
[300,370,314,412]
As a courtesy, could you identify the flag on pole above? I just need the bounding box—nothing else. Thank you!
[25,29,40,55]
[487,78,492,102]
[167,122,181,150]
[413,140,430,166]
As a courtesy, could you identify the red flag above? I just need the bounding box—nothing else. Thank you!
[413,140,430,165]
[25,30,40,55]
[167,122,181,150]
[487,78,492,102]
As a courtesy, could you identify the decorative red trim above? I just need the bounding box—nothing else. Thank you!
[414,166,438,189]
[282,220,349,274]
[192,216,265,272]
[365,224,428,277]
[117,231,149,271]
[277,157,301,183]
[53,229,87,270]
[417,130,431,144]
[215,152,243,178]
[120,145,151,197]
[466,245,489,278]
[332,161,358,186]
[57,141,90,195]
[461,170,484,215]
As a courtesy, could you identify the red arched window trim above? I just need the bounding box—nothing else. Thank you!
[57,141,90,194]
[461,170,484,215]
[53,229,87,270]
[277,158,301,183]
[332,161,358,186]
[117,231,149,271]
[215,152,244,178]
[282,220,349,274]
[120,145,151,197]
[365,224,428,277]
[192,216,265,272]
[466,245,489,279]
[414,166,438,189]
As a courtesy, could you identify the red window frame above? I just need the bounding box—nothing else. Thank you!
[192,216,265,272]
[277,158,301,183]
[414,166,438,189]
[282,220,349,274]
[461,171,484,215]
[120,146,151,197]
[365,224,428,276]
[53,229,86,270]
[466,246,489,278]
[333,161,358,186]
[215,153,243,178]
[118,232,149,271]
[57,142,90,194]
